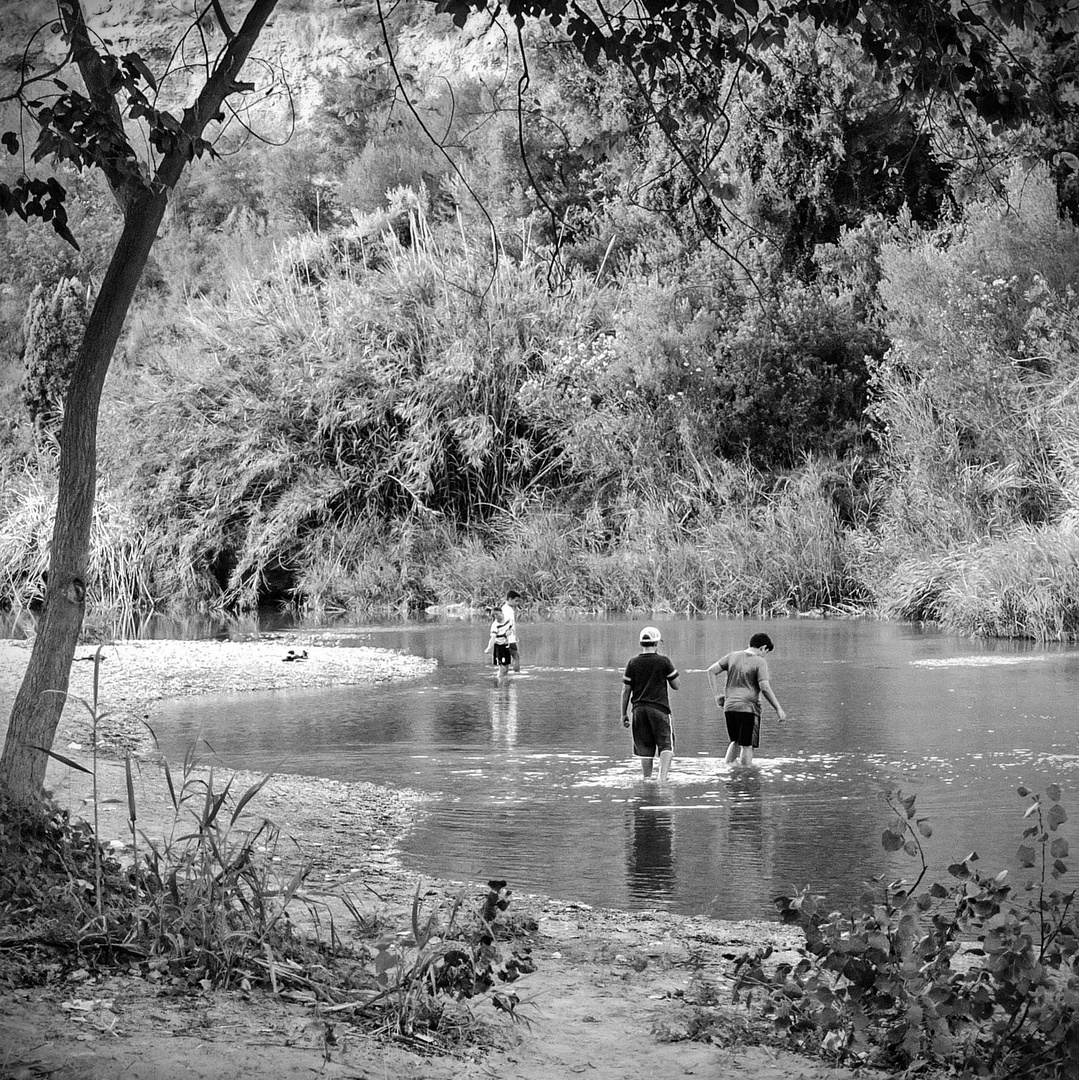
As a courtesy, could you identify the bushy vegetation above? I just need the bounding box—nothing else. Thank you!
[0,763,533,1049]
[1,7,1078,638]
[731,785,1079,1078]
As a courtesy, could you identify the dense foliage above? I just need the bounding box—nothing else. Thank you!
[1,1,1078,637]
[733,786,1079,1077]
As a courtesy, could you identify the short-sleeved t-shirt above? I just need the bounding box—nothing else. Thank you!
[623,652,679,715]
[500,602,517,645]
[716,649,770,716]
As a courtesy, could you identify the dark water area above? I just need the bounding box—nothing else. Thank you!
[129,615,1077,921]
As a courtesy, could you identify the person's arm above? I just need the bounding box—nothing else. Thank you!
[706,658,726,707]
[483,626,496,654]
[667,658,680,691]
[759,680,786,721]
[620,684,632,728]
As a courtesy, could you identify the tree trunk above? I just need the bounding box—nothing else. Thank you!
[0,190,167,803]
[0,0,279,804]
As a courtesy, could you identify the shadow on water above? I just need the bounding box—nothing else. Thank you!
[139,615,1079,920]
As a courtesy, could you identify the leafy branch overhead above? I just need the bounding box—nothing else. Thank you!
[1,0,266,247]
[5,0,1078,246]
[434,0,1079,128]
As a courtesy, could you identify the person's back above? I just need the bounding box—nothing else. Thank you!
[624,651,677,713]
[621,626,679,782]
[718,649,769,714]
[707,632,786,767]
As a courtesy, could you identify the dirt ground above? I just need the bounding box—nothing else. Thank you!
[0,635,883,1080]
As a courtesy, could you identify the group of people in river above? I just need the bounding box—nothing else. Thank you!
[622,625,787,780]
[483,591,786,781]
[626,626,786,786]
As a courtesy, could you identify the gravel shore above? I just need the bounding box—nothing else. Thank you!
[0,632,439,891]
[0,631,436,755]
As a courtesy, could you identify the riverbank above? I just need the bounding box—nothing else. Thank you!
[0,635,881,1080]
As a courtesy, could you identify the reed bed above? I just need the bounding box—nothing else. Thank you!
[0,455,156,615]
[3,175,1078,638]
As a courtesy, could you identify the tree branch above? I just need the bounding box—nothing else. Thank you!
[156,0,279,192]
[58,0,137,211]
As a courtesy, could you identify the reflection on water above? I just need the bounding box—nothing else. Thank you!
[626,797,676,903]
[143,615,1079,920]
[488,680,518,747]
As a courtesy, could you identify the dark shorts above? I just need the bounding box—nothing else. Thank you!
[725,711,760,749]
[632,705,675,757]
[492,644,512,667]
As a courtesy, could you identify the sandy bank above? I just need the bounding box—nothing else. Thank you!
[0,631,436,756]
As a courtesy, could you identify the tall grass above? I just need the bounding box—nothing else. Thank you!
[0,452,156,616]
[422,456,865,615]
[882,526,1079,640]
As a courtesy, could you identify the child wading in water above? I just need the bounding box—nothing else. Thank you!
[483,606,513,677]
[620,625,680,781]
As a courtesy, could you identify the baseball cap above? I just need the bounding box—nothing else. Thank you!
[639,626,661,645]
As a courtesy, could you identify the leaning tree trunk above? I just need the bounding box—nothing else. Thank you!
[0,0,279,805]
[0,190,168,802]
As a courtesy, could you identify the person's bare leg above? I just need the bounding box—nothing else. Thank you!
[739,745,754,767]
[724,741,739,764]
[658,749,673,782]
[640,757,654,778]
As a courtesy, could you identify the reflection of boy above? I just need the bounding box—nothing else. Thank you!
[621,626,679,781]
[483,607,513,670]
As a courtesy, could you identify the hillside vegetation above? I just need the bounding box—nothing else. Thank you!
[2,1,1079,638]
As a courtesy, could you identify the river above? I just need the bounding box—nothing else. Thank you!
[142,615,1078,921]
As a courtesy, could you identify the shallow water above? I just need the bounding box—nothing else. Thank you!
[147,616,1079,920]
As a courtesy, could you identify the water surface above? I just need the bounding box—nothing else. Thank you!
[148,617,1079,920]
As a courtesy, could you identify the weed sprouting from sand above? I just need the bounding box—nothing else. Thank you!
[335,879,536,1045]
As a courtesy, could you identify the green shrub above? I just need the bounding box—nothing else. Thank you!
[733,785,1079,1077]
[20,277,88,442]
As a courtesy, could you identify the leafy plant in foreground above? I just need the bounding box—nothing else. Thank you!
[343,878,536,1045]
[733,785,1079,1077]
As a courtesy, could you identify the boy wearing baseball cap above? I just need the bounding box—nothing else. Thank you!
[620,626,680,781]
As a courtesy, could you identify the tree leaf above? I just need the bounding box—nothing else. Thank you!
[1016,844,1037,868]
[882,828,904,852]
[25,744,92,774]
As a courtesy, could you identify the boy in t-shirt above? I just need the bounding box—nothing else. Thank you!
[621,626,680,781]
[483,607,513,675]
[707,632,787,767]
